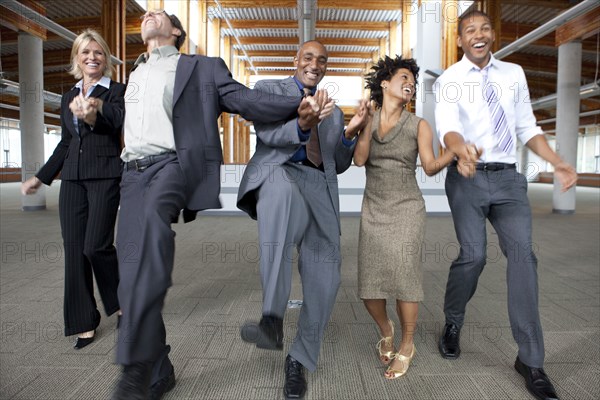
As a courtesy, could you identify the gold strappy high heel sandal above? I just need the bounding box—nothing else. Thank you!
[375,320,395,365]
[384,344,416,379]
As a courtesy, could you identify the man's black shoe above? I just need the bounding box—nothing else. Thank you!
[241,315,283,350]
[111,362,152,400]
[439,323,461,359]
[149,366,176,400]
[515,357,559,400]
[284,355,306,399]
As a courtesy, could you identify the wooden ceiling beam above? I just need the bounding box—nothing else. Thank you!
[214,0,402,9]
[0,96,62,126]
[0,0,47,40]
[0,15,141,44]
[233,36,380,47]
[228,19,389,31]
[500,21,597,51]
[317,0,404,10]
[251,61,368,69]
[212,0,296,7]
[538,114,600,130]
[509,0,570,9]
[555,5,600,46]
[2,49,71,71]
[505,53,598,78]
[244,50,375,58]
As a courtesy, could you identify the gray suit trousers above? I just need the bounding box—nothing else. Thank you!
[256,163,342,372]
[116,155,184,384]
[444,165,545,367]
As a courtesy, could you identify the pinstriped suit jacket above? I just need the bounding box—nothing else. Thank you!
[36,81,125,184]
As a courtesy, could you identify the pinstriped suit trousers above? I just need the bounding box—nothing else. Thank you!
[59,178,120,336]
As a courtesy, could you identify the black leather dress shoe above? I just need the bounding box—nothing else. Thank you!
[149,366,176,400]
[241,315,283,350]
[284,355,307,399]
[515,357,559,400]
[111,362,152,400]
[74,331,95,349]
[439,323,461,359]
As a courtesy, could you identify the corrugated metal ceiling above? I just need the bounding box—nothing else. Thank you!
[501,2,565,25]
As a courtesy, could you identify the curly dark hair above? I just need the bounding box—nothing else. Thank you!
[365,55,419,108]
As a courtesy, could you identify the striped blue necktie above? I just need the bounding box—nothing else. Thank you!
[481,67,514,154]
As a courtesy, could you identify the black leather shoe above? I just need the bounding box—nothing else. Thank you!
[111,362,152,400]
[284,355,306,399]
[439,323,461,359]
[515,357,559,400]
[241,315,283,350]
[149,366,176,400]
[74,331,95,349]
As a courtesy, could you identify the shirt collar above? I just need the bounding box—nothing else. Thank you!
[134,45,179,65]
[74,75,111,91]
[459,53,497,73]
[292,76,316,96]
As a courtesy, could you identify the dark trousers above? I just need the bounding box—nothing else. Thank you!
[59,179,120,336]
[444,165,545,367]
[116,155,184,384]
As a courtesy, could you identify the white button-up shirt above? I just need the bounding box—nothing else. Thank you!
[434,54,543,163]
[121,45,180,162]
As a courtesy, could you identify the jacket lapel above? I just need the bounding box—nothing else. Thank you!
[88,84,108,99]
[173,55,197,106]
[280,77,300,97]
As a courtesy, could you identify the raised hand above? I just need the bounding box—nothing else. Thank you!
[345,99,371,139]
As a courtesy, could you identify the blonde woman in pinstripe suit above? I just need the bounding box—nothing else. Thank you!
[21,29,124,349]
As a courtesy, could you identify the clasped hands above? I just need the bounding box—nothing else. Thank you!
[69,93,103,127]
[454,143,483,178]
[297,89,335,131]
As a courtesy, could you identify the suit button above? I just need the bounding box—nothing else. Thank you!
[79,149,83,153]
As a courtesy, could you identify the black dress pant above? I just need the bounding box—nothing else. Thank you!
[59,178,120,336]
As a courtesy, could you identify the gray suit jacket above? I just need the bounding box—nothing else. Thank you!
[237,77,355,230]
[169,55,299,221]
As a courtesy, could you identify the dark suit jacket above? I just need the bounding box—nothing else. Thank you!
[170,55,300,221]
[237,77,355,232]
[36,81,125,184]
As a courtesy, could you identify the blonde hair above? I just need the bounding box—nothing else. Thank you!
[68,29,114,79]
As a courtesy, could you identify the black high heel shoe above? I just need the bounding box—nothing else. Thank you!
[74,330,95,349]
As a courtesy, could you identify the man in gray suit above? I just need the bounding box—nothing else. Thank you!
[112,10,300,400]
[237,40,369,399]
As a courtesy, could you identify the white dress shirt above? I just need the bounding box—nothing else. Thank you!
[434,54,543,163]
[121,46,180,162]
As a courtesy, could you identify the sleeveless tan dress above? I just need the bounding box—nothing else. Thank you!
[358,110,425,301]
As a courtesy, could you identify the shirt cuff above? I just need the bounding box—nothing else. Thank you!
[341,130,356,147]
[297,122,311,142]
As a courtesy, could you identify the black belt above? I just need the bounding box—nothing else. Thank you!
[293,159,324,172]
[451,161,516,171]
[124,153,175,172]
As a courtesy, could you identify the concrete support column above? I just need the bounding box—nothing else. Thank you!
[415,1,442,154]
[19,32,46,211]
[553,41,581,214]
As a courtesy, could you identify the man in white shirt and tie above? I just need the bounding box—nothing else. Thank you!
[434,10,577,400]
